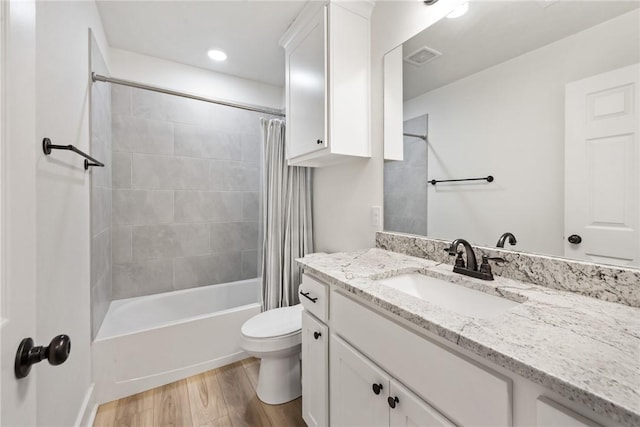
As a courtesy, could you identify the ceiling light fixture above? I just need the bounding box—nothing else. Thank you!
[446,2,469,18]
[207,49,227,61]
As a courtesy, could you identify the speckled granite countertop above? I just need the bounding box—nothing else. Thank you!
[296,248,640,427]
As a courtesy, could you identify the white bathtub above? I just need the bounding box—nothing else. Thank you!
[92,278,261,403]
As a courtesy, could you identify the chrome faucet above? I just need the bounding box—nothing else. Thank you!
[496,232,517,248]
[446,238,506,281]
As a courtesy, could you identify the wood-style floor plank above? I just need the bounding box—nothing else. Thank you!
[94,401,117,427]
[93,358,304,427]
[153,379,194,427]
[217,361,272,427]
[186,370,228,426]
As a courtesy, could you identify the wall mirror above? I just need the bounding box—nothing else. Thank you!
[383,1,640,268]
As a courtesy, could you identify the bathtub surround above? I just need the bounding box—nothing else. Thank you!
[111,85,269,299]
[384,115,428,236]
[261,118,313,310]
[376,231,640,308]
[90,34,113,338]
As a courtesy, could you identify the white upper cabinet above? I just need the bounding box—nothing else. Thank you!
[280,1,373,167]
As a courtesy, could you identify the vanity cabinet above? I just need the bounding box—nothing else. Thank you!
[280,1,372,167]
[299,274,330,426]
[331,334,454,427]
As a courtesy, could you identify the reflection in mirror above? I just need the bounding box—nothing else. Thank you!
[383,1,640,268]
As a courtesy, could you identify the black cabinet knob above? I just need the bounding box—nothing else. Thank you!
[313,331,322,340]
[316,139,323,145]
[15,334,71,379]
[388,396,399,408]
[372,383,383,395]
[568,234,582,244]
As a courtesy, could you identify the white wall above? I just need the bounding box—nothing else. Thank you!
[35,1,109,425]
[403,10,640,256]
[313,0,461,252]
[109,48,284,110]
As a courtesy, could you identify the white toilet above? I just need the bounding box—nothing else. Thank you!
[240,304,303,404]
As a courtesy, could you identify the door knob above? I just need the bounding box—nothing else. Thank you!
[15,334,71,379]
[313,331,322,340]
[372,383,383,395]
[388,396,399,408]
[568,234,582,244]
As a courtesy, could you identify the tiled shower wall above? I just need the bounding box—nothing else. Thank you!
[384,115,428,236]
[90,34,112,337]
[111,86,265,300]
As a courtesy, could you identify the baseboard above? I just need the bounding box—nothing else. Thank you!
[74,383,96,427]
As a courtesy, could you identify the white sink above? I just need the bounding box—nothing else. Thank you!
[376,273,521,319]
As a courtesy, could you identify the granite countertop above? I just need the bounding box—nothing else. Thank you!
[296,248,640,427]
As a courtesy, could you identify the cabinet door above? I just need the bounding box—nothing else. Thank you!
[389,380,455,427]
[330,335,389,427]
[302,311,328,427]
[287,5,327,159]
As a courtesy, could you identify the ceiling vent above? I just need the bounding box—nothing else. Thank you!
[404,46,442,67]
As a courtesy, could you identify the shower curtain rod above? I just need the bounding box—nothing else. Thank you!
[91,73,286,117]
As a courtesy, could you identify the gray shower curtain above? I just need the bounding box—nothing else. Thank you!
[260,118,313,310]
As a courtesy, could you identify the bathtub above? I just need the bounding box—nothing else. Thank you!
[92,278,261,403]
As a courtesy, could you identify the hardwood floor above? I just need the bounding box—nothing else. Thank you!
[93,358,306,427]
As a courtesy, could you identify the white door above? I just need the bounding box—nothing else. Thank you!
[301,311,329,427]
[565,64,640,267]
[330,335,389,427]
[286,5,327,159]
[0,0,38,425]
[389,380,455,427]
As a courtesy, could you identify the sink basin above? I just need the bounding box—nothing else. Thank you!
[376,273,521,319]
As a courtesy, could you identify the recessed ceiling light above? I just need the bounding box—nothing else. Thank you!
[207,49,227,61]
[446,2,468,18]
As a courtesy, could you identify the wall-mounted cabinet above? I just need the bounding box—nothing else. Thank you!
[280,1,373,167]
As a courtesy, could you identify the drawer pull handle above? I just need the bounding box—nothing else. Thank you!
[372,383,383,395]
[300,291,318,303]
[313,331,322,340]
[388,396,399,409]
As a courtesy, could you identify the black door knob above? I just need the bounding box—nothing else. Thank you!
[568,234,582,244]
[15,334,71,379]
[388,396,399,408]
[313,331,321,340]
[372,383,383,395]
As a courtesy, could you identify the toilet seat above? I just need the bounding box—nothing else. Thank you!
[241,304,303,339]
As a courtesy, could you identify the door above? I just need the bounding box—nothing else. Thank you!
[389,380,455,427]
[0,0,38,425]
[286,4,327,159]
[301,311,328,427]
[330,335,389,427]
[565,64,640,267]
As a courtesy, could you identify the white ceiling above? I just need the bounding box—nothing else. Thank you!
[403,1,640,100]
[96,1,308,87]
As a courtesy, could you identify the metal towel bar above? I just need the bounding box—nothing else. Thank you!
[42,138,104,170]
[429,175,494,186]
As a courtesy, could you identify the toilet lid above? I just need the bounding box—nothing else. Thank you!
[241,304,303,339]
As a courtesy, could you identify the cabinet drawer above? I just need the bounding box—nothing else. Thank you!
[299,274,328,322]
[332,290,512,427]
[536,397,601,427]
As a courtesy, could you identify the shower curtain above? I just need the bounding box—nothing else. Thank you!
[260,118,313,310]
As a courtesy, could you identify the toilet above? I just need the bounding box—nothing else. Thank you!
[240,304,304,404]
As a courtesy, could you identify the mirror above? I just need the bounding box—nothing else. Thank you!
[383,1,640,268]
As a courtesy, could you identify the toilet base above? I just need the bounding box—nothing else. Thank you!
[256,353,301,405]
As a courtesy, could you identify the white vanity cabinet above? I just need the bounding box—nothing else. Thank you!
[331,334,454,427]
[299,274,330,426]
[280,1,372,167]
